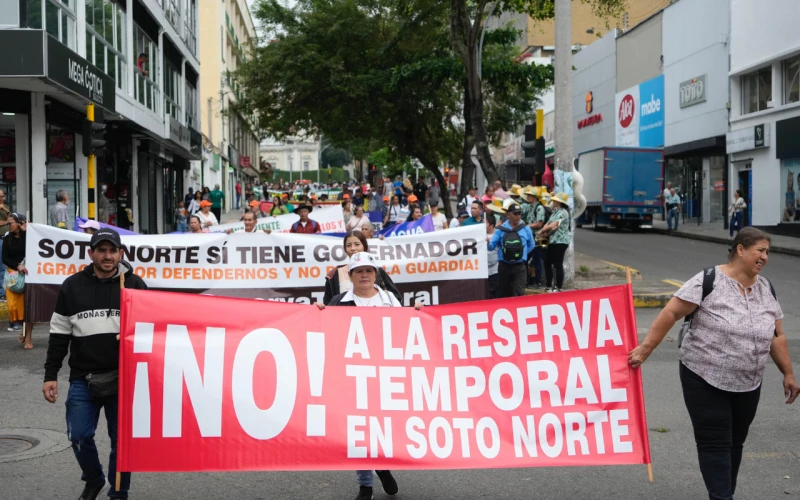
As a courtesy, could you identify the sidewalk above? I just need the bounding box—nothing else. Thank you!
[651,219,800,257]
[526,252,679,308]
[220,209,243,224]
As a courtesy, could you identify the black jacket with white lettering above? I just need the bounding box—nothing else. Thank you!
[44,261,147,382]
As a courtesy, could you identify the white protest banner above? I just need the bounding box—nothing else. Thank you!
[208,204,345,234]
[25,224,488,321]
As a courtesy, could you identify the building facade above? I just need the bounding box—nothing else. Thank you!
[662,0,730,225]
[0,0,202,234]
[260,135,322,184]
[571,30,617,156]
[199,0,260,211]
[727,0,800,231]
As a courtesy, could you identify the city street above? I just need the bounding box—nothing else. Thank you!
[2,231,798,500]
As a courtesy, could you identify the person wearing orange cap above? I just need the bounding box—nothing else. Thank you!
[195,200,218,228]
[282,193,295,213]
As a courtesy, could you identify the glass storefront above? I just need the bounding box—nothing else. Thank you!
[46,124,78,228]
[665,155,727,223]
[780,158,800,224]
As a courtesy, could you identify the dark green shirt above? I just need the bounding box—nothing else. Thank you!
[209,189,225,209]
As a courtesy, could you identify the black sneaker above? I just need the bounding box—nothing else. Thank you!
[78,481,105,500]
[355,485,373,500]
[375,470,398,495]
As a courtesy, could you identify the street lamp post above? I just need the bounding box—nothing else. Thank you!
[476,1,499,81]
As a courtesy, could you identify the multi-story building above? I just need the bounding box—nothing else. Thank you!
[199,0,260,211]
[524,0,670,57]
[0,0,202,234]
[727,0,800,232]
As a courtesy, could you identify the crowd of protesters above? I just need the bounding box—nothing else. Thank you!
[1,171,792,500]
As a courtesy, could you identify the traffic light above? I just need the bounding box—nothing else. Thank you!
[82,104,106,157]
[521,124,546,182]
[444,166,450,175]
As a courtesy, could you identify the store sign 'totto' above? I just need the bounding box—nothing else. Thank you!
[679,74,707,109]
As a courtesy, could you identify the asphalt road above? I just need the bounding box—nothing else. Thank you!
[576,227,800,333]
[1,230,799,499]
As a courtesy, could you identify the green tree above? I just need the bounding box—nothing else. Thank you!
[320,146,352,169]
[237,0,463,217]
[456,26,553,198]
[449,0,625,185]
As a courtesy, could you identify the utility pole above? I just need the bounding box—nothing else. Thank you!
[554,0,575,283]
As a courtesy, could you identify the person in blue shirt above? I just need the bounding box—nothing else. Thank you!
[487,202,535,298]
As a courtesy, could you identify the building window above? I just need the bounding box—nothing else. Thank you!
[85,0,125,90]
[741,67,772,114]
[134,24,160,115]
[785,55,800,105]
[44,0,77,50]
[303,161,309,171]
[186,81,198,128]
[164,0,179,31]
[182,0,197,55]
[164,60,181,121]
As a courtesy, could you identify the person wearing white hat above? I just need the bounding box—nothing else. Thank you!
[540,192,571,292]
[317,252,421,500]
[78,219,101,235]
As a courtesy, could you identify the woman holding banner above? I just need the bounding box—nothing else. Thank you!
[384,195,402,229]
[322,231,400,306]
[269,196,288,216]
[629,227,799,500]
[4,213,31,348]
[347,206,370,232]
[317,252,420,500]
[195,201,218,228]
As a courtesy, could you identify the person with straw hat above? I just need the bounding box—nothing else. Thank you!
[540,192,571,292]
[522,186,547,288]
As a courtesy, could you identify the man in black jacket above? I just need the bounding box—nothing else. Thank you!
[42,228,147,500]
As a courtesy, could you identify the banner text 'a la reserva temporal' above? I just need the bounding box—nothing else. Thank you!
[117,285,650,472]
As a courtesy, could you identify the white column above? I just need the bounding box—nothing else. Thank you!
[76,0,86,58]
[14,114,29,216]
[126,3,135,97]
[30,93,47,224]
[772,62,781,109]
[158,29,165,128]
[180,58,186,125]
[131,138,139,229]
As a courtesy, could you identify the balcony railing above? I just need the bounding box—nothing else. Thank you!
[135,72,160,115]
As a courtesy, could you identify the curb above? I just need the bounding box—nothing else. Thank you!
[525,288,671,308]
[650,228,800,257]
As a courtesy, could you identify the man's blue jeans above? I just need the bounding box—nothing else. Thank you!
[357,470,373,487]
[66,379,129,498]
[668,209,679,230]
